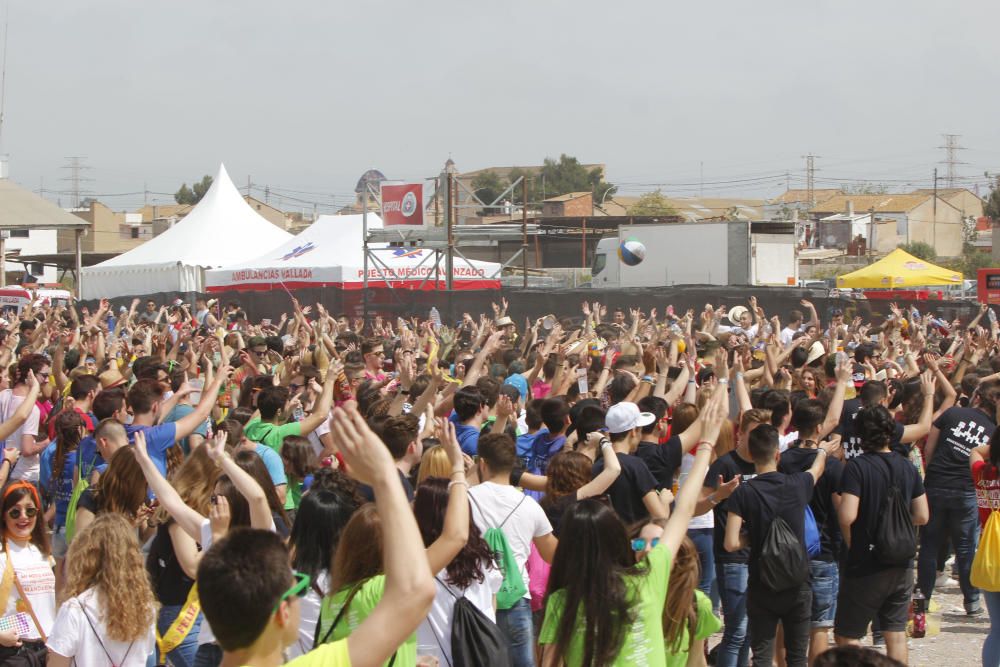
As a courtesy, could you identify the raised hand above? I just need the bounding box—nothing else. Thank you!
[329,402,396,486]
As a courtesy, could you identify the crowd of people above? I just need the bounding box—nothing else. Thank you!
[0,292,994,666]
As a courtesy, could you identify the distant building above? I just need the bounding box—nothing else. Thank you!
[64,201,153,255]
[596,195,765,222]
[542,192,593,218]
[910,187,984,220]
[810,194,964,256]
[135,196,287,232]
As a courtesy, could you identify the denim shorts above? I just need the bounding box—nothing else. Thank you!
[809,560,839,628]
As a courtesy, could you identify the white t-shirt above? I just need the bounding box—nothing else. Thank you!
[288,570,330,659]
[468,482,552,599]
[47,587,154,667]
[679,453,714,530]
[0,540,55,640]
[780,326,801,348]
[0,390,40,481]
[779,430,799,453]
[307,413,332,458]
[417,566,503,667]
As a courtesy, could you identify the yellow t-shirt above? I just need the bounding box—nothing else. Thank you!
[282,639,351,666]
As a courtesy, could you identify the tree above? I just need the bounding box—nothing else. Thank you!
[175,175,213,205]
[845,182,889,195]
[897,242,937,262]
[470,171,509,212]
[627,190,678,216]
[985,175,1000,223]
[497,154,616,206]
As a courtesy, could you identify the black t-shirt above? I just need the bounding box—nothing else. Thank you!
[779,446,844,562]
[358,469,416,503]
[635,436,683,491]
[706,450,758,564]
[838,397,907,460]
[839,451,925,577]
[77,488,98,515]
[542,494,577,538]
[592,452,658,525]
[728,470,814,586]
[926,406,996,492]
[146,523,196,605]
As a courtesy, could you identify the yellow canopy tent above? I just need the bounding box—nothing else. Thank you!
[837,248,963,288]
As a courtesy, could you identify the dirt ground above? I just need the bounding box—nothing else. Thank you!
[707,577,990,666]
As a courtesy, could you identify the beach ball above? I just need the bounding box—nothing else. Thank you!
[618,238,646,266]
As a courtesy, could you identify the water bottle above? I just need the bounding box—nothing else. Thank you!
[429,306,442,331]
[911,588,926,638]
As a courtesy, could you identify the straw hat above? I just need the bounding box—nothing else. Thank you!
[98,368,127,390]
[806,341,826,365]
[728,305,750,326]
[495,316,514,328]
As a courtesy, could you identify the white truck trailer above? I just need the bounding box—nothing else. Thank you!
[590,220,797,288]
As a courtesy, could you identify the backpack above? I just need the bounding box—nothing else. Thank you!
[872,455,917,567]
[64,461,93,545]
[431,577,511,667]
[469,494,527,610]
[803,505,821,558]
[749,482,810,592]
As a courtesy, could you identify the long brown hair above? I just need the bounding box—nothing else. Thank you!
[94,447,148,519]
[50,411,85,492]
[156,446,220,523]
[330,504,383,592]
[1,483,49,555]
[663,537,700,655]
[64,513,157,642]
[542,451,592,510]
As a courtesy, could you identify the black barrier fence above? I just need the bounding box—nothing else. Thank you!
[78,285,985,329]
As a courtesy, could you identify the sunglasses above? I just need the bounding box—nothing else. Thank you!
[273,571,311,612]
[631,537,660,552]
[7,507,37,520]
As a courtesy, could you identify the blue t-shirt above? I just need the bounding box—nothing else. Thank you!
[448,412,481,456]
[516,429,544,462]
[254,443,288,488]
[163,404,209,455]
[125,423,178,478]
[76,436,104,478]
[40,443,78,528]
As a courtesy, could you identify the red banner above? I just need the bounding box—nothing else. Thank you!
[380,183,424,227]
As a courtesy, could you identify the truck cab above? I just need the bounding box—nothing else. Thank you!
[591,238,619,288]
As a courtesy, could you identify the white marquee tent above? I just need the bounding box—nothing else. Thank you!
[81,164,292,299]
[204,214,502,292]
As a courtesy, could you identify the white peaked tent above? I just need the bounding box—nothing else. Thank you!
[204,214,502,292]
[81,164,292,299]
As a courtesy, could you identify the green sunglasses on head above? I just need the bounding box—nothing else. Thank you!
[274,571,311,612]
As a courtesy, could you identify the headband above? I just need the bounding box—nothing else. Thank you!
[3,481,41,509]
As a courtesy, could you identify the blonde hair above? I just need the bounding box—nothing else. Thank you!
[64,513,158,642]
[417,445,451,485]
[155,445,220,523]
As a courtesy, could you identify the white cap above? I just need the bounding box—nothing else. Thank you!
[606,401,656,435]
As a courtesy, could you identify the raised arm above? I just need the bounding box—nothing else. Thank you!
[133,430,205,541]
[298,361,340,436]
[425,420,470,573]
[204,431,272,530]
[900,371,936,443]
[172,364,231,440]
[332,403,436,667]
[0,372,39,443]
[817,357,852,439]
[662,387,724,556]
[575,433,621,500]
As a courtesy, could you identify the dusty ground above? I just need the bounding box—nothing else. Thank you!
[707,577,991,666]
[895,578,988,667]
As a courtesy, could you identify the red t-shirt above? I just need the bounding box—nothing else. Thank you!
[972,460,1000,527]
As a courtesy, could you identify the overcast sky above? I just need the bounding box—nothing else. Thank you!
[3,0,999,212]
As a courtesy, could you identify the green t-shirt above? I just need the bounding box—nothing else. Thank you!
[282,639,351,666]
[316,575,414,667]
[664,590,722,667]
[285,477,304,511]
[243,418,302,453]
[539,544,671,666]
